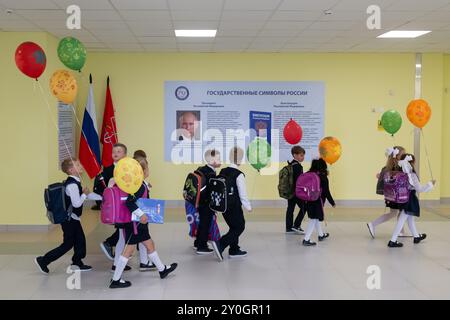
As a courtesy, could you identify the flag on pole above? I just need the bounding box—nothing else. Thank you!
[100,76,118,168]
[79,74,101,179]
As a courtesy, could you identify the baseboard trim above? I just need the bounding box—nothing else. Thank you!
[0,224,55,232]
[440,198,450,205]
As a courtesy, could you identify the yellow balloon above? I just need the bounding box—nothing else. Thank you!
[113,157,144,194]
[319,136,342,165]
[49,69,78,104]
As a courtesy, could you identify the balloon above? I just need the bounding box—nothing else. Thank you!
[57,37,87,71]
[49,70,78,104]
[246,138,271,171]
[406,99,431,128]
[381,110,402,135]
[283,118,303,145]
[113,157,144,195]
[14,41,46,79]
[319,136,342,165]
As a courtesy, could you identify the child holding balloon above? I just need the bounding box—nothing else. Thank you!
[388,154,435,247]
[110,157,177,289]
[367,146,407,238]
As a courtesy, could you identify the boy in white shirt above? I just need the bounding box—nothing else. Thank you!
[212,147,252,261]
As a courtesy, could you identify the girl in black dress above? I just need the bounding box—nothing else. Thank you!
[303,158,336,246]
[388,154,435,248]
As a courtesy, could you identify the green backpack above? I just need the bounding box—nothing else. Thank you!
[278,163,294,199]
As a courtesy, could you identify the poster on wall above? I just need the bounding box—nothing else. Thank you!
[164,81,325,163]
[58,102,75,167]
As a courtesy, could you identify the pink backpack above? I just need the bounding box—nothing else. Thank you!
[296,172,321,201]
[101,185,148,224]
[383,172,410,204]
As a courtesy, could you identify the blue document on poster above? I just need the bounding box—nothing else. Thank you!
[133,199,165,224]
[249,111,271,144]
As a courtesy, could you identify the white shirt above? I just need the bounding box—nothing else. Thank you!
[406,172,434,193]
[229,164,252,211]
[65,175,86,221]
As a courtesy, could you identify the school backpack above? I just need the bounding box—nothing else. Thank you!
[376,167,387,195]
[209,168,242,213]
[182,170,207,208]
[383,171,410,204]
[101,185,148,224]
[278,163,294,199]
[185,201,221,241]
[44,182,72,224]
[295,172,322,202]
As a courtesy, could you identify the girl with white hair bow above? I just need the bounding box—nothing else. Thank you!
[367,146,407,238]
[388,154,436,248]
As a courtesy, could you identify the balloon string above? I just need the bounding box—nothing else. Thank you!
[37,81,85,185]
[420,129,434,180]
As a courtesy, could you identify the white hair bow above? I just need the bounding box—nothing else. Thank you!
[385,147,400,158]
[398,155,413,174]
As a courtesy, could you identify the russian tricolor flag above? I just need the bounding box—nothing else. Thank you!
[79,75,101,179]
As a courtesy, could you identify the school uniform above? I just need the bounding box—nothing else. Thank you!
[218,164,251,255]
[195,164,217,250]
[285,160,306,231]
[305,173,335,222]
[40,176,88,267]
[389,168,433,244]
[122,183,151,246]
[303,172,334,244]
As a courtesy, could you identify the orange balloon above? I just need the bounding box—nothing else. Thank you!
[49,69,78,104]
[319,136,342,165]
[406,99,431,128]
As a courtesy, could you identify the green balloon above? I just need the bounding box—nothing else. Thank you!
[381,110,402,135]
[57,37,87,71]
[246,138,271,171]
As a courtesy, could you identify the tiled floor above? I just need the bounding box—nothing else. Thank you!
[1,206,450,300]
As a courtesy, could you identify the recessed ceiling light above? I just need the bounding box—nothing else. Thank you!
[377,30,431,38]
[175,30,217,37]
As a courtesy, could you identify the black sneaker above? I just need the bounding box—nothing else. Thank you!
[302,239,317,246]
[111,264,132,272]
[159,263,178,279]
[71,263,92,271]
[196,247,213,255]
[34,256,49,274]
[388,241,403,248]
[291,227,305,235]
[285,229,296,234]
[139,262,157,272]
[211,241,223,262]
[100,241,114,261]
[229,249,248,258]
[318,233,330,241]
[109,279,132,289]
[413,233,427,244]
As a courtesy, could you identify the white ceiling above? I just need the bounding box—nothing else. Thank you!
[1,0,450,52]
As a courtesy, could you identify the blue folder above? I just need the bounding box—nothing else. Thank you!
[133,199,165,224]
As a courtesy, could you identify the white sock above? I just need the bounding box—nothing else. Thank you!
[371,209,398,227]
[391,212,408,242]
[407,216,420,237]
[114,229,126,267]
[113,255,129,281]
[316,220,324,237]
[304,219,317,241]
[138,242,149,264]
[148,251,165,272]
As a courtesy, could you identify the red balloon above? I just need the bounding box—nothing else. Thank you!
[283,118,303,145]
[15,41,46,79]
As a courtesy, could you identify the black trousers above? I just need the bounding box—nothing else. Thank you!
[42,219,86,266]
[219,206,245,253]
[196,204,214,249]
[285,197,305,230]
[105,228,119,247]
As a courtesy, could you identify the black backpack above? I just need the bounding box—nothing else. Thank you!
[209,168,242,213]
[44,182,72,224]
[182,169,207,208]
